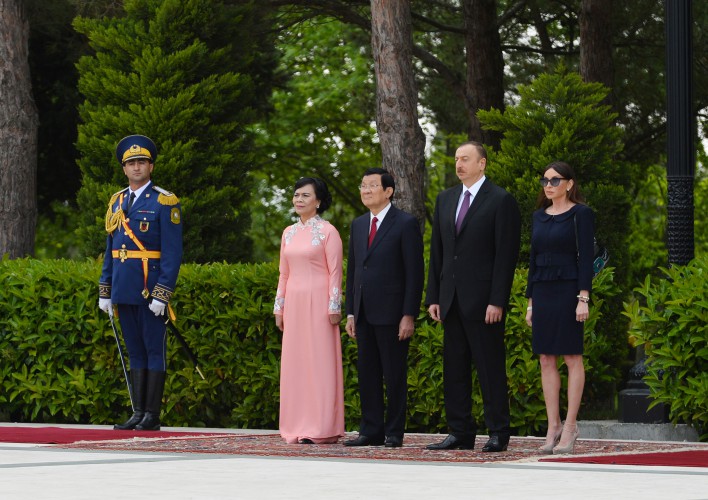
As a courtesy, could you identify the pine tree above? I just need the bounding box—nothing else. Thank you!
[74,0,279,262]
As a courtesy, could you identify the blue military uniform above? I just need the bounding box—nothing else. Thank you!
[99,134,183,431]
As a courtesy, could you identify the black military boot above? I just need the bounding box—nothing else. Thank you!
[114,369,147,430]
[135,370,166,431]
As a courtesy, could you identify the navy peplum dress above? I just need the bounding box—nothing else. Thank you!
[526,204,595,355]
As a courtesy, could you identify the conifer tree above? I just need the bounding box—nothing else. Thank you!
[74,0,278,262]
[479,66,629,274]
[479,67,630,406]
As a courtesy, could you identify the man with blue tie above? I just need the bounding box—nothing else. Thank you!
[344,168,424,448]
[98,134,183,431]
[426,141,521,452]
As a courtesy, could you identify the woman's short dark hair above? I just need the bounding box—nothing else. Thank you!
[294,177,332,214]
[363,167,395,199]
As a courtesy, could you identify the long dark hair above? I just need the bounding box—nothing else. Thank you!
[536,161,586,209]
[294,177,332,214]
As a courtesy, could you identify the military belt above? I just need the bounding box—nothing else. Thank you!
[112,250,162,262]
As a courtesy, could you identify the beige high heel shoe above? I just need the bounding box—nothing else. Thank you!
[538,425,563,455]
[553,423,579,454]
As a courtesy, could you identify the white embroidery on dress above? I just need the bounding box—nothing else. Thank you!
[283,225,298,245]
[284,215,326,246]
[273,289,285,313]
[329,286,341,313]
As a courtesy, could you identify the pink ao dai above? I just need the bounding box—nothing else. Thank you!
[274,216,344,444]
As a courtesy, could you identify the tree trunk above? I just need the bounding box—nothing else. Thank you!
[370,0,426,229]
[529,0,555,68]
[462,0,505,148]
[579,0,615,109]
[0,0,38,258]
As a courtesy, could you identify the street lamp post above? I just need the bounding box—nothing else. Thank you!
[665,0,695,265]
[619,0,695,424]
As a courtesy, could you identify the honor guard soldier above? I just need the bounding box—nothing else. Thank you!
[98,134,183,431]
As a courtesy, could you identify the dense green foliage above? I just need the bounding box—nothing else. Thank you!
[626,161,708,283]
[28,1,707,269]
[1,258,620,435]
[25,0,85,212]
[73,0,280,263]
[249,18,380,260]
[624,258,708,439]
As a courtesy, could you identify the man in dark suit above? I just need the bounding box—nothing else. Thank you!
[426,141,521,452]
[344,168,424,448]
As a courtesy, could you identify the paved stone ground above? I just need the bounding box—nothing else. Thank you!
[1,424,707,499]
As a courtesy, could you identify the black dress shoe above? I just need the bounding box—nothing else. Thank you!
[384,436,403,448]
[344,435,384,447]
[298,438,314,444]
[481,435,509,452]
[426,434,474,450]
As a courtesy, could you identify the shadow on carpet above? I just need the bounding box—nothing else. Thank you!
[61,433,708,466]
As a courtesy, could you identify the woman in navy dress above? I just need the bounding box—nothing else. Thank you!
[525,161,595,454]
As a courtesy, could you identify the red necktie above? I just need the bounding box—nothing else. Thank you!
[368,216,378,248]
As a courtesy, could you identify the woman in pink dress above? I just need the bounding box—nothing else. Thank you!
[274,177,345,444]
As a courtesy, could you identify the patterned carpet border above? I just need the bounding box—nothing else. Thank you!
[61,433,708,465]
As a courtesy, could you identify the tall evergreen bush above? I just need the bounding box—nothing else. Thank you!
[73,0,279,263]
[478,67,631,410]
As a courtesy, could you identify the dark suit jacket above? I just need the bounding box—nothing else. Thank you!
[425,178,521,321]
[345,205,424,325]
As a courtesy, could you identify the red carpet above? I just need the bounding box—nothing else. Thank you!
[541,450,708,468]
[0,426,230,444]
[62,432,708,467]
[7,427,707,467]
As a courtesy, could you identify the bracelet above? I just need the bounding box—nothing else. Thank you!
[577,295,590,303]
[526,306,533,311]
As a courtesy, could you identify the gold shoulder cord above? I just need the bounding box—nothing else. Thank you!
[105,193,125,233]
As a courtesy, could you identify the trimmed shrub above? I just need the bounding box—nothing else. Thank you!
[624,258,708,439]
[1,258,619,436]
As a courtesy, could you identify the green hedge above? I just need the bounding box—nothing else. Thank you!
[624,258,708,440]
[1,257,620,436]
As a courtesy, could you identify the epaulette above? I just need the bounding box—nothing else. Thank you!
[153,185,180,206]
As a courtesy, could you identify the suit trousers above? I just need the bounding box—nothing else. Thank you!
[117,304,168,371]
[355,305,410,440]
[442,295,510,439]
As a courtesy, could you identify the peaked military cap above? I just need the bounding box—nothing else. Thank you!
[116,134,158,164]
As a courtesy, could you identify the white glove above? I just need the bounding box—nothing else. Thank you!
[149,299,167,317]
[98,298,113,317]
